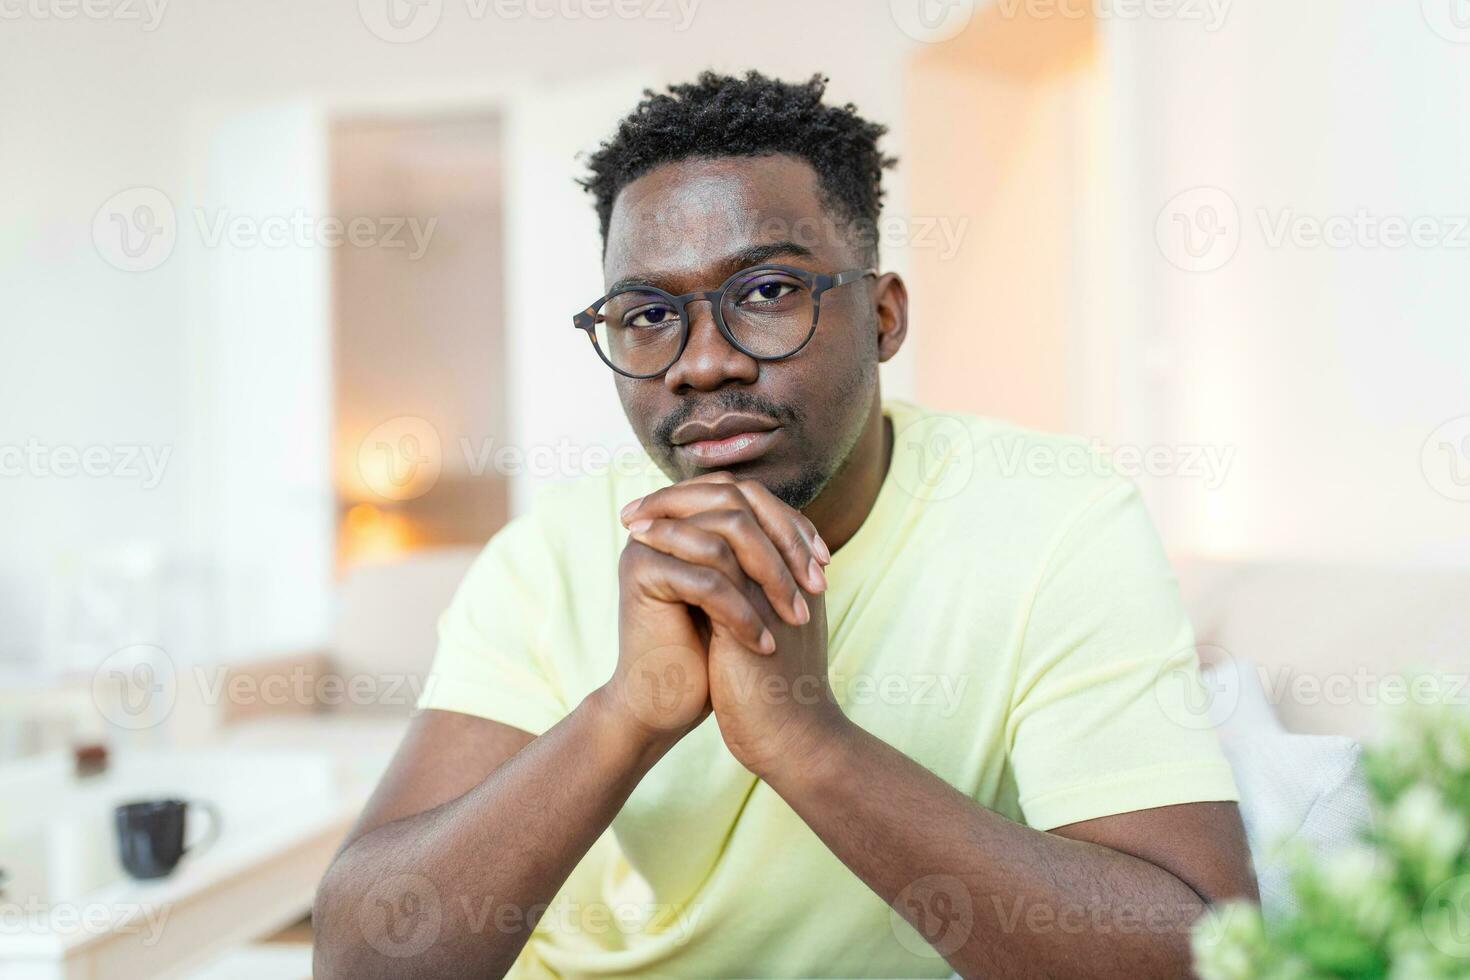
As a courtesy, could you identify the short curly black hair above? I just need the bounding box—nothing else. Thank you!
[579,70,897,262]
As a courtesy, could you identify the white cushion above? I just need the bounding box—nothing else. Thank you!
[1203,657,1373,920]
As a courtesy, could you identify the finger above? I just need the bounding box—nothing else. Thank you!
[626,480,825,596]
[712,474,831,586]
[622,478,827,594]
[682,473,828,591]
[626,542,775,654]
[627,514,810,627]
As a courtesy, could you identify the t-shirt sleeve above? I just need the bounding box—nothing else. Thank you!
[1005,478,1239,831]
[415,509,570,736]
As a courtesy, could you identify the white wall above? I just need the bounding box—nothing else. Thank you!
[189,103,334,662]
[0,1,922,665]
[1106,4,1470,563]
[8,2,1469,674]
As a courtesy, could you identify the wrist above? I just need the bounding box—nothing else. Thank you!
[751,703,856,789]
[585,681,691,766]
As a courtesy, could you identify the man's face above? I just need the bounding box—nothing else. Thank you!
[603,154,881,509]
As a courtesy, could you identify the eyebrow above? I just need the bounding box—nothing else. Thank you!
[606,240,817,295]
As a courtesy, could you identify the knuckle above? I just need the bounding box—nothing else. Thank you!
[704,536,735,567]
[686,563,720,592]
[719,507,757,533]
[619,539,655,573]
[714,484,745,509]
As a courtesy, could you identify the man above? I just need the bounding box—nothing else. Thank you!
[315,71,1255,979]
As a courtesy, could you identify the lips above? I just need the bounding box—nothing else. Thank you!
[670,413,782,467]
[670,412,780,447]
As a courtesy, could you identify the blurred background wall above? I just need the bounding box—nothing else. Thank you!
[2,0,1468,679]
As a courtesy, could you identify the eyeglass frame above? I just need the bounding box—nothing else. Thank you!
[572,263,877,380]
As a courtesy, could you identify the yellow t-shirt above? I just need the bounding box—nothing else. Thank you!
[418,399,1238,979]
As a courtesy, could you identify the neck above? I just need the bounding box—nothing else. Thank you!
[802,397,893,554]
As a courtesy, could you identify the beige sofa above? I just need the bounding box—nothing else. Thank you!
[1175,558,1470,738]
[1169,558,1470,919]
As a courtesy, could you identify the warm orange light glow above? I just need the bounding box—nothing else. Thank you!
[337,504,425,569]
[345,502,382,534]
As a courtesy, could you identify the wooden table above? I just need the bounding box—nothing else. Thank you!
[0,747,373,979]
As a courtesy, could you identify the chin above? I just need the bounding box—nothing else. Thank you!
[745,460,827,510]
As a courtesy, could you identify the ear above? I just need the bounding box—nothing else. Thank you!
[872,272,909,363]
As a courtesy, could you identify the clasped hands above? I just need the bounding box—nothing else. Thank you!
[604,471,848,779]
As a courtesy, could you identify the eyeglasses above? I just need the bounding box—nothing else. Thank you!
[572,263,876,379]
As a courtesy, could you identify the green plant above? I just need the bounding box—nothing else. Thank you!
[1192,699,1470,980]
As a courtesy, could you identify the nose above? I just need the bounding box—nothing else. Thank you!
[662,297,759,393]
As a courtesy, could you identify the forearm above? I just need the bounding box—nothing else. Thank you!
[764,718,1207,980]
[314,687,670,979]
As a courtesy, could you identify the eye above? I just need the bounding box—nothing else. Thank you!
[624,304,679,329]
[736,279,799,306]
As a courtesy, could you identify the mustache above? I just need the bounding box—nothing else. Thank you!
[652,390,803,447]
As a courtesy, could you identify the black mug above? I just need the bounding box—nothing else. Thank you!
[114,799,221,880]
